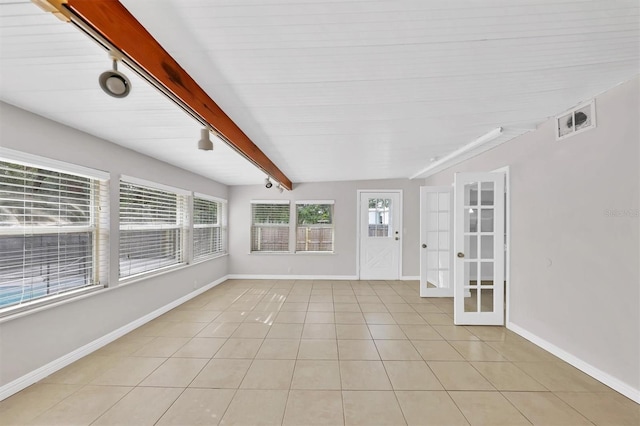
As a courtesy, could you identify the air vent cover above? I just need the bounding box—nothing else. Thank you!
[556,100,596,140]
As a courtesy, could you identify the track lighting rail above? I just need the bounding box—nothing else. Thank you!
[32,0,293,190]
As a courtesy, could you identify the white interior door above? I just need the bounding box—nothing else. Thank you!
[420,186,453,297]
[359,191,401,280]
[454,173,505,325]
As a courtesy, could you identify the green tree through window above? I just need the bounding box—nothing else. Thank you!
[297,204,332,225]
[296,203,334,252]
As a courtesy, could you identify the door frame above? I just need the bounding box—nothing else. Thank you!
[492,166,511,326]
[356,189,403,280]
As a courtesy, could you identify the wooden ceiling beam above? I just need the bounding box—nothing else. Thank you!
[38,0,293,190]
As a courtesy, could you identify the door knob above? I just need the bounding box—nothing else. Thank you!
[421,244,427,248]
[457,252,465,258]
[395,237,400,240]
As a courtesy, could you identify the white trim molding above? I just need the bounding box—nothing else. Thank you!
[193,192,227,204]
[492,166,511,325]
[410,127,507,179]
[0,147,110,180]
[227,274,358,281]
[0,276,229,402]
[508,321,640,404]
[120,174,191,195]
[401,276,420,281]
[227,274,418,281]
[295,200,335,205]
[250,199,290,205]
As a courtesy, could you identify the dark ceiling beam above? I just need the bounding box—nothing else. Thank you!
[35,0,293,190]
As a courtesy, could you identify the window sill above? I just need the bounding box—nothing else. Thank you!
[191,252,228,265]
[249,251,336,255]
[0,285,104,324]
[118,262,190,286]
[0,254,230,323]
[295,251,336,255]
[249,251,292,255]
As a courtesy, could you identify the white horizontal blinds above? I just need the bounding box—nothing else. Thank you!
[296,202,334,252]
[0,160,102,310]
[193,196,225,261]
[119,180,186,279]
[251,202,290,252]
[220,199,228,255]
[94,179,110,287]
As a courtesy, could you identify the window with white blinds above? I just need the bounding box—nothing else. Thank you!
[193,196,226,261]
[296,201,335,252]
[0,159,106,311]
[119,179,187,279]
[251,201,290,252]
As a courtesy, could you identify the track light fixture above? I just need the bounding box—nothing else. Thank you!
[276,184,284,193]
[198,128,214,151]
[99,55,131,98]
[265,177,273,189]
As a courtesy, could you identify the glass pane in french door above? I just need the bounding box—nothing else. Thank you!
[463,181,497,313]
[426,190,450,290]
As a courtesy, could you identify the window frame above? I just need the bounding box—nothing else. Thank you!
[0,148,109,316]
[295,200,335,253]
[250,200,291,253]
[0,148,233,318]
[192,193,227,262]
[118,176,189,281]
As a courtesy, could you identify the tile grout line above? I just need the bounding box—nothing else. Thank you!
[9,279,633,425]
[381,283,409,425]
[150,310,227,425]
[216,283,282,423]
[190,284,256,425]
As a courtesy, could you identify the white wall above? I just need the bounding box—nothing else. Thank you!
[228,179,423,278]
[0,102,229,388]
[424,77,640,398]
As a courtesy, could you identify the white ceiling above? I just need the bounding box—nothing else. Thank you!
[1,0,639,186]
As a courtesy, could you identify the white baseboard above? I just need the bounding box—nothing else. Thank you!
[420,288,454,297]
[227,274,358,280]
[0,275,228,402]
[227,274,420,281]
[507,321,640,404]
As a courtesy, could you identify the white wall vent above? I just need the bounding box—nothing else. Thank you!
[556,100,596,140]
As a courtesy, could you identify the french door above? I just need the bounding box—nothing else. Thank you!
[359,191,402,280]
[453,172,505,325]
[419,186,453,297]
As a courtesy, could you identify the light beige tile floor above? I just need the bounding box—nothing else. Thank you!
[1,279,638,426]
